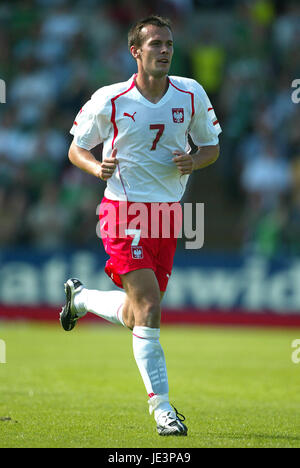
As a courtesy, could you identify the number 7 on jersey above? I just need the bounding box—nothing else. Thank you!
[150,124,165,150]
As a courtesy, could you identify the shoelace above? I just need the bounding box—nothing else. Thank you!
[171,405,186,423]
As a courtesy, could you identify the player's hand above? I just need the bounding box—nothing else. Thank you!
[97,148,118,181]
[172,150,194,175]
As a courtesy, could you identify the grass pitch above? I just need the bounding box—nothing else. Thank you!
[0,322,300,448]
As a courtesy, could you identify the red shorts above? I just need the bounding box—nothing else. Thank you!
[99,197,182,291]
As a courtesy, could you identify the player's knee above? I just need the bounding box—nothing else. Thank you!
[135,298,161,327]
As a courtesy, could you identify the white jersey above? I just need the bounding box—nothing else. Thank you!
[70,74,221,202]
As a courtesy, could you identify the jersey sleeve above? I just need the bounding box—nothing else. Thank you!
[188,81,221,146]
[69,91,111,150]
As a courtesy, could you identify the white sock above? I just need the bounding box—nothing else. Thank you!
[132,326,173,418]
[148,394,175,422]
[74,289,126,326]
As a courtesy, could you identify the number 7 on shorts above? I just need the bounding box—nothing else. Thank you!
[125,229,141,246]
[125,229,144,259]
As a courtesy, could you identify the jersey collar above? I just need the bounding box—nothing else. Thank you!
[131,74,174,108]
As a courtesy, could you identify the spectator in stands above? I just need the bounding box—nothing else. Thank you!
[26,182,70,248]
[240,139,291,212]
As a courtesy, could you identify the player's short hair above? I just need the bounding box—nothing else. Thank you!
[128,15,173,50]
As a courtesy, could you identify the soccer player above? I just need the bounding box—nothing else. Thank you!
[60,15,221,436]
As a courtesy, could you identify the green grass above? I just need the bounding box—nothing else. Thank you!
[0,322,300,448]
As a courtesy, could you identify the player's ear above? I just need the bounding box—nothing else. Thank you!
[130,45,141,61]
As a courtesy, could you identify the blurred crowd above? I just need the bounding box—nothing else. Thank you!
[0,0,299,255]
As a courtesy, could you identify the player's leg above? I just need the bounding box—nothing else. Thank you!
[121,268,161,327]
[122,291,165,330]
[60,278,127,331]
[120,268,187,436]
[59,270,162,332]
[59,275,163,332]
[121,295,134,330]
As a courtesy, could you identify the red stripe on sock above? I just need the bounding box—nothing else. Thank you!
[132,332,145,339]
[148,393,157,399]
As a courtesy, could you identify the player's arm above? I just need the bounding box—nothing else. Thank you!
[68,140,118,181]
[172,144,219,175]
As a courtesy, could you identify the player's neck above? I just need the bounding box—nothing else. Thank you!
[134,73,169,104]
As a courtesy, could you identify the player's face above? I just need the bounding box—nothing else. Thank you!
[136,25,174,78]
